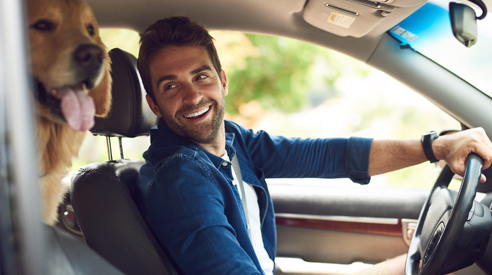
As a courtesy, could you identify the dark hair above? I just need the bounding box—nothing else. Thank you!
[138,16,222,102]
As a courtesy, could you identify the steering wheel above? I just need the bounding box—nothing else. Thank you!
[405,153,492,275]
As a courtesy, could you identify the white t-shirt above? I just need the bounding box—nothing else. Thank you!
[222,153,274,275]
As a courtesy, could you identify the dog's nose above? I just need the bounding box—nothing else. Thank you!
[73,44,103,70]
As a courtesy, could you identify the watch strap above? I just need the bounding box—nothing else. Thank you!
[421,131,439,163]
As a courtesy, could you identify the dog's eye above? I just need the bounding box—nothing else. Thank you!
[87,24,95,36]
[30,20,53,31]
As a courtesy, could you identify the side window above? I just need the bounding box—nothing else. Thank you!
[75,29,459,189]
[213,32,459,189]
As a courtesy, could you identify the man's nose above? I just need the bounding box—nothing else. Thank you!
[181,83,202,105]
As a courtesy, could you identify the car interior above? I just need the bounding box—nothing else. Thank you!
[1,0,491,274]
[70,32,492,275]
[66,44,492,275]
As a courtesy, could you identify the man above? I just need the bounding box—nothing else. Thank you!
[136,16,492,275]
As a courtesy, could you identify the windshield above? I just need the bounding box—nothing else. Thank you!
[390,0,492,96]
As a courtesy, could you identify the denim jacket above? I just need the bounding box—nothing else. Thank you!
[136,119,372,275]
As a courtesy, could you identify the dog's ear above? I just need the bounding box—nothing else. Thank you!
[90,47,112,117]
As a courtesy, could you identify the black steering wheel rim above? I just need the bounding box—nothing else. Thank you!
[405,153,484,275]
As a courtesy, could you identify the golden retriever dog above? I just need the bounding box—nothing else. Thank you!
[27,0,112,225]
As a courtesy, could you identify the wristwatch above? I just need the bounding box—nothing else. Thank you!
[421,131,439,163]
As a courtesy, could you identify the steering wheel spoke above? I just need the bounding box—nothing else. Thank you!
[422,222,445,266]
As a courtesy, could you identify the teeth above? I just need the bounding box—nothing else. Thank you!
[185,106,209,118]
[49,88,60,98]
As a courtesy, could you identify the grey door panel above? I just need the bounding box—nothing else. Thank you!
[277,226,408,264]
[270,184,429,219]
[270,184,429,264]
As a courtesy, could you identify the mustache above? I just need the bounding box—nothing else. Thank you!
[176,98,215,118]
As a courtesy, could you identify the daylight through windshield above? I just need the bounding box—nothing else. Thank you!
[390,0,492,96]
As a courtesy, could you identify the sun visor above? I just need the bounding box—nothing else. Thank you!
[303,0,426,37]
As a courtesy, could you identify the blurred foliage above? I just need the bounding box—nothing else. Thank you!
[226,35,313,115]
[224,34,370,117]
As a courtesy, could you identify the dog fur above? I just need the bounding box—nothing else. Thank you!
[27,0,112,225]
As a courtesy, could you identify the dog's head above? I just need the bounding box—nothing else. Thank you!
[27,0,111,131]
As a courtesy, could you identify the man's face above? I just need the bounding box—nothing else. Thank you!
[147,46,228,145]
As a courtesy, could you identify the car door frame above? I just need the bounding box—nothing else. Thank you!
[0,0,47,273]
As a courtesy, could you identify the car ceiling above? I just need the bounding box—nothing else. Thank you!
[85,0,425,62]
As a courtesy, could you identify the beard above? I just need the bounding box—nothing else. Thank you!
[160,97,225,145]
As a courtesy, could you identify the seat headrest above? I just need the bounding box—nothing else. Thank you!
[91,48,157,137]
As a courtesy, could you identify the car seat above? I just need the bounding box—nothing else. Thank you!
[70,48,181,275]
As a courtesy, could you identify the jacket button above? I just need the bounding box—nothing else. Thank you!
[222,161,228,166]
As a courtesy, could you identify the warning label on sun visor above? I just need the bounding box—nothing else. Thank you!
[391,26,418,41]
[327,12,355,29]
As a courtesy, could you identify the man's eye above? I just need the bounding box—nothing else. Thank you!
[196,75,208,81]
[165,84,177,90]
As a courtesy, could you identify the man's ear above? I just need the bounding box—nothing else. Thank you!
[220,70,228,96]
[146,94,162,117]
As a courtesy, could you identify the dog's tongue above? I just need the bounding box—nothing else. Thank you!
[59,87,95,131]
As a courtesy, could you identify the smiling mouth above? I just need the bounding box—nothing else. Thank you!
[184,106,210,119]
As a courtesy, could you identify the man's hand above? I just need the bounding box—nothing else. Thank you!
[433,127,492,183]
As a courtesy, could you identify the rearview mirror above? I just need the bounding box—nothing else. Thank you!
[449,2,477,47]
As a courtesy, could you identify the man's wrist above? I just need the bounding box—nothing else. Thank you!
[421,131,439,163]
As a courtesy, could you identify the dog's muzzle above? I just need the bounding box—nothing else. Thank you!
[73,43,104,90]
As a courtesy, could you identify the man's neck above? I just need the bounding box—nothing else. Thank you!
[193,123,226,157]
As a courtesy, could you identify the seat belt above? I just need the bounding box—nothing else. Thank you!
[232,155,252,240]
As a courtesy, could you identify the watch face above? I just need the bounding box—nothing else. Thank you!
[424,131,438,137]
